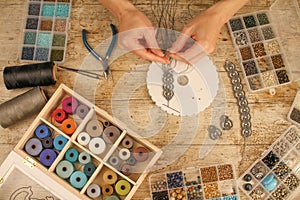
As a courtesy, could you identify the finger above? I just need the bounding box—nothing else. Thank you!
[172,43,207,65]
[143,29,165,57]
[167,53,191,65]
[168,33,192,53]
[133,48,170,63]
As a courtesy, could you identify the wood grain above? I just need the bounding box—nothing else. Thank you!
[0,0,300,199]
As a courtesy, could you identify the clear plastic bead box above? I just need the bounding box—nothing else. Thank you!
[149,163,240,200]
[227,10,291,93]
[20,0,72,63]
[238,126,300,200]
[288,91,300,127]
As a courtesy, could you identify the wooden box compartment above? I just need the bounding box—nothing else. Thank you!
[0,84,162,200]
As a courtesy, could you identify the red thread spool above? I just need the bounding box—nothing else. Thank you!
[133,146,149,162]
[61,118,77,135]
[52,108,67,123]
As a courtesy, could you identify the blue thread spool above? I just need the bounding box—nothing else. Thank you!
[65,148,79,163]
[84,163,96,177]
[56,160,74,179]
[53,135,68,151]
[78,152,91,165]
[39,149,57,167]
[35,124,51,139]
[70,171,88,189]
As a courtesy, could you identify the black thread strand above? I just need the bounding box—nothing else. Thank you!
[3,62,56,89]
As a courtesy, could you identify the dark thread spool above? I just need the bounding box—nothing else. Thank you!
[0,87,47,128]
[3,62,57,89]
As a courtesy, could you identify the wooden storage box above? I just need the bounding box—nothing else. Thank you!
[0,84,162,200]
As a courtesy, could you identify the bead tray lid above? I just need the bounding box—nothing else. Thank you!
[287,90,300,127]
[149,163,240,200]
[227,0,300,93]
[238,126,300,200]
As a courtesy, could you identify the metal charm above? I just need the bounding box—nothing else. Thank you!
[208,125,222,140]
[162,65,174,101]
[224,60,252,138]
[220,115,233,130]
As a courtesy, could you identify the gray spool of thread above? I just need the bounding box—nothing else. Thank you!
[0,87,47,128]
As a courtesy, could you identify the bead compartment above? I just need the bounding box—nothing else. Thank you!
[149,163,239,200]
[227,11,291,92]
[287,91,300,126]
[238,126,300,199]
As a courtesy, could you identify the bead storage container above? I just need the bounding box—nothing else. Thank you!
[287,91,300,126]
[21,0,72,63]
[227,0,300,94]
[238,126,300,200]
[149,163,240,200]
[0,84,162,200]
[228,11,290,93]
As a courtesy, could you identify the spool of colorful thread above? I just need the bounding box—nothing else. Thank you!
[87,184,101,198]
[102,185,114,196]
[119,148,131,161]
[39,149,57,167]
[78,152,91,165]
[115,180,131,196]
[0,87,47,128]
[52,108,67,123]
[42,137,53,149]
[106,195,120,200]
[133,146,149,162]
[86,119,103,137]
[70,171,88,189]
[88,137,106,155]
[62,96,79,114]
[127,155,137,166]
[65,148,79,163]
[122,136,133,149]
[53,135,68,151]
[84,163,96,177]
[77,132,90,146]
[103,126,121,144]
[75,104,89,119]
[56,160,74,179]
[103,170,118,185]
[109,156,120,167]
[61,118,77,135]
[3,62,57,90]
[121,164,132,176]
[35,124,51,139]
[25,138,43,156]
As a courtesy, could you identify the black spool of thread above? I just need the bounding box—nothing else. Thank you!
[0,87,47,128]
[3,62,57,89]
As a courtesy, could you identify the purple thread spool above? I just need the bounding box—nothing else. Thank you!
[25,138,43,156]
[40,149,57,167]
[62,96,78,114]
[76,104,89,119]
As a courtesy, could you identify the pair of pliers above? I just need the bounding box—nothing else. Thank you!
[82,24,118,79]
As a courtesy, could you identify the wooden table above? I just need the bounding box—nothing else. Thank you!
[0,0,299,199]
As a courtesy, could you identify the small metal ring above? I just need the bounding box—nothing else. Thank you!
[208,125,222,140]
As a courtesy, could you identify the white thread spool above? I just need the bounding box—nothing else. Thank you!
[88,137,106,155]
[119,148,131,160]
[77,132,90,146]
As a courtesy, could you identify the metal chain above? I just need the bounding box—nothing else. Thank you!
[224,60,252,138]
[162,64,174,101]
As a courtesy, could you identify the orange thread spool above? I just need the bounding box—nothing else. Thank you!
[61,118,77,135]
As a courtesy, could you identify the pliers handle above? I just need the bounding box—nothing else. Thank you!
[82,24,117,79]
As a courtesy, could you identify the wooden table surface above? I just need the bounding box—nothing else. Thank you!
[0,0,300,199]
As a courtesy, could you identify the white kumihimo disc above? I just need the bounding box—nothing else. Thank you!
[147,56,219,116]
